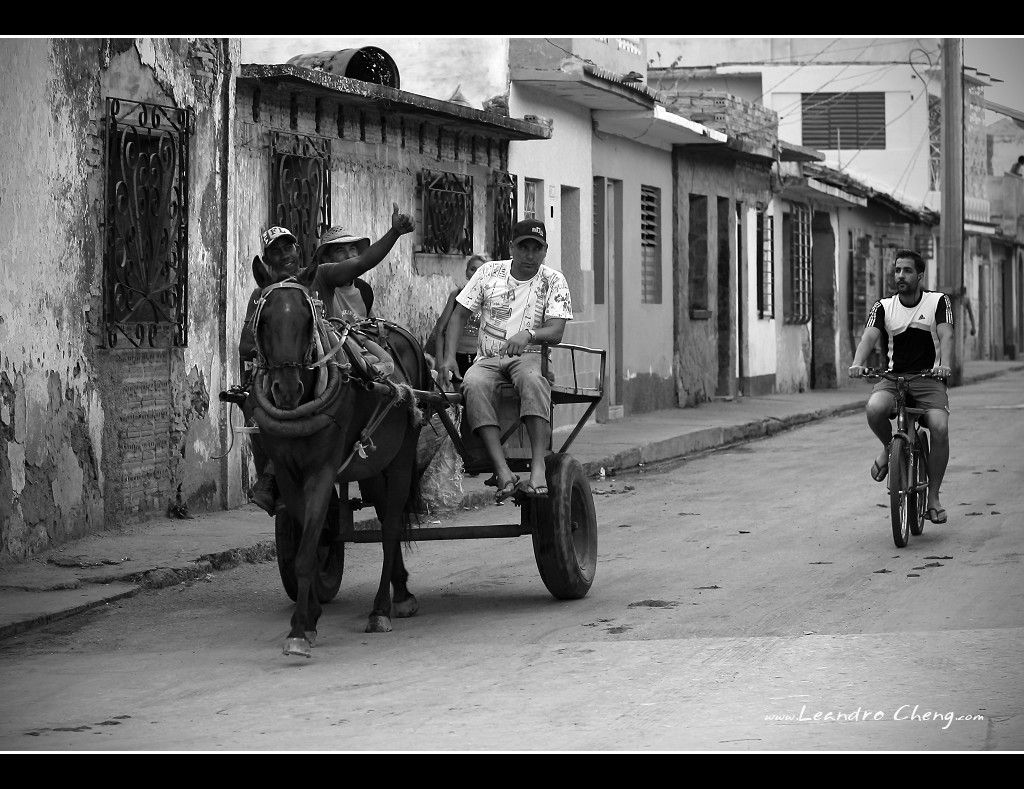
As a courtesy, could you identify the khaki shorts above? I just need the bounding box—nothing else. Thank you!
[461,353,551,431]
[871,375,950,414]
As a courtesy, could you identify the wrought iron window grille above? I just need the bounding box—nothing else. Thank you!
[786,204,812,324]
[490,171,517,260]
[101,97,193,349]
[417,170,473,256]
[269,130,332,266]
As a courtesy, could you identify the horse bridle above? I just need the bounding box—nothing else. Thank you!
[251,278,324,371]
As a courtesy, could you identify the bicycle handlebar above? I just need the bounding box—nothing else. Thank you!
[859,368,947,382]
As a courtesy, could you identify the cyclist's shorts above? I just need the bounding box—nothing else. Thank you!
[871,376,950,414]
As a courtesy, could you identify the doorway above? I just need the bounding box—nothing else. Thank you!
[810,210,837,389]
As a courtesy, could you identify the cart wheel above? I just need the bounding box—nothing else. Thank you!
[526,453,597,600]
[275,496,345,603]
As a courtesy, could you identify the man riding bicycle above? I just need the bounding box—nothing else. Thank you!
[848,249,953,524]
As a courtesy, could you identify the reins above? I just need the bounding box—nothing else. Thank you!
[248,278,416,470]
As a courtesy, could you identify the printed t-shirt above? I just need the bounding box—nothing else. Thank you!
[455,260,573,358]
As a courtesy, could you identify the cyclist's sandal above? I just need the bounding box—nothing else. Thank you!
[870,458,888,482]
[926,507,947,524]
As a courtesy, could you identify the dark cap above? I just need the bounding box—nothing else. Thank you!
[512,218,547,246]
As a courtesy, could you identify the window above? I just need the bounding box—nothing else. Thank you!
[103,97,192,348]
[688,194,709,315]
[417,170,473,255]
[270,131,332,266]
[756,208,775,319]
[640,185,661,304]
[785,204,812,324]
[524,178,543,219]
[801,92,886,150]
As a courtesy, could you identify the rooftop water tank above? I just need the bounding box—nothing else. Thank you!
[287,46,400,90]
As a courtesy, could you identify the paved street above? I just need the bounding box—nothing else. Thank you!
[1,373,1022,751]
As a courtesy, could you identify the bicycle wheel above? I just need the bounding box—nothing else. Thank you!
[889,437,911,548]
[911,431,930,537]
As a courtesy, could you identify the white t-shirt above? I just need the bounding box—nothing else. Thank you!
[455,260,573,358]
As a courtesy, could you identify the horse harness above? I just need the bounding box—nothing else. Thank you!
[251,278,420,475]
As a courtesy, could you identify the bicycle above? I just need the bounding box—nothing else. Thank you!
[861,369,946,548]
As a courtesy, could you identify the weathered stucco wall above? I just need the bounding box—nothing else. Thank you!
[0,38,237,564]
[675,152,775,406]
[592,132,674,414]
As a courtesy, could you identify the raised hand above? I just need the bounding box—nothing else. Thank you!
[391,201,415,235]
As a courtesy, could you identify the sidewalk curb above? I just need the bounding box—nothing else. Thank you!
[580,400,868,477]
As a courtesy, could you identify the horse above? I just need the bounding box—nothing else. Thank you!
[249,259,428,658]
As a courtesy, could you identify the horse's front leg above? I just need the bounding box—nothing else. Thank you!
[284,467,335,658]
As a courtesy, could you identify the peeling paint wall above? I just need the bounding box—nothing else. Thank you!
[0,38,237,564]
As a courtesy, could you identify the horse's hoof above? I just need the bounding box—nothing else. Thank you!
[283,637,312,658]
[393,595,419,618]
[365,615,393,633]
[304,630,317,647]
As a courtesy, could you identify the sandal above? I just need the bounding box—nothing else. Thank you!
[494,475,520,504]
[515,481,549,498]
[870,458,888,482]
[925,507,947,524]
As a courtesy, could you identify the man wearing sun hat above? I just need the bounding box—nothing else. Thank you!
[437,218,573,504]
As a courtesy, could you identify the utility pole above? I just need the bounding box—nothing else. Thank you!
[940,38,965,386]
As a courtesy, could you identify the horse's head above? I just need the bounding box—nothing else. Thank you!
[252,263,320,410]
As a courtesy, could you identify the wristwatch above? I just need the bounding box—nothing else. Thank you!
[526,328,537,342]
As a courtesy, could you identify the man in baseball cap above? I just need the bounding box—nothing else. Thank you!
[261,225,298,249]
[232,224,304,513]
[438,216,574,504]
[510,218,547,247]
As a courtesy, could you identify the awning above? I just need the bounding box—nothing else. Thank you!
[965,221,997,236]
[592,105,728,151]
[984,98,1024,126]
[779,139,825,163]
[510,62,656,112]
[779,176,867,208]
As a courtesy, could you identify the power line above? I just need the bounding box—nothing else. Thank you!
[750,38,846,105]
[841,87,929,171]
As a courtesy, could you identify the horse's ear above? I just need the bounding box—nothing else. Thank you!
[252,255,272,289]
[296,262,319,288]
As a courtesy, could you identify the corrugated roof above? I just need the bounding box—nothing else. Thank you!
[802,162,938,224]
[581,64,663,103]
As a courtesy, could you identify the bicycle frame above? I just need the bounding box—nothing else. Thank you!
[862,369,941,546]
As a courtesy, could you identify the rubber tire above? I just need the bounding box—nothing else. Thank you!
[910,431,929,537]
[527,453,598,600]
[889,437,912,548]
[275,503,345,604]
